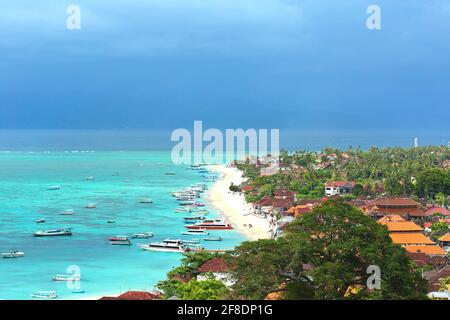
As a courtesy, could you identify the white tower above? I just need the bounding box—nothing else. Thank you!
[414,137,419,148]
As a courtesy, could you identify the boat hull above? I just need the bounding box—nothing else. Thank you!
[185,225,233,230]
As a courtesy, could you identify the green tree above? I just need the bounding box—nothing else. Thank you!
[416,168,450,199]
[227,199,428,300]
[176,279,229,300]
[430,221,449,240]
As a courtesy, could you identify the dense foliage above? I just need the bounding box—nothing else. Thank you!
[225,199,428,300]
[239,146,450,201]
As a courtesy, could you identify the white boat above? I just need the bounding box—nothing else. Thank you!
[109,236,132,245]
[33,228,72,237]
[31,291,57,299]
[61,209,75,215]
[85,176,95,181]
[182,229,209,236]
[204,237,223,241]
[47,185,61,191]
[139,239,187,253]
[85,203,96,209]
[2,250,25,258]
[139,198,153,204]
[35,218,46,223]
[131,232,154,239]
[52,274,80,281]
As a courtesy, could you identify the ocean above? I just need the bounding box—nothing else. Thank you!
[0,151,245,300]
[0,129,448,300]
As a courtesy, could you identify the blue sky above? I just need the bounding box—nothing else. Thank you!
[0,0,449,132]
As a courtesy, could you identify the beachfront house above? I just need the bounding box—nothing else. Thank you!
[196,258,235,287]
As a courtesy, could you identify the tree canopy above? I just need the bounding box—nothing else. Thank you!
[226,199,428,300]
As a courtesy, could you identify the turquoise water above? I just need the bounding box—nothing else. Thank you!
[0,151,245,300]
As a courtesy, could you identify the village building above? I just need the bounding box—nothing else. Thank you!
[324,181,355,197]
[99,291,162,300]
[424,206,450,217]
[389,233,434,245]
[382,221,423,233]
[196,258,234,287]
[369,198,426,219]
[439,233,450,252]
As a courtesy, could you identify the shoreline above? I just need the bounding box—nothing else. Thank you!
[73,164,270,300]
[206,165,272,241]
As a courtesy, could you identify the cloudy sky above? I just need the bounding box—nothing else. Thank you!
[0,0,449,132]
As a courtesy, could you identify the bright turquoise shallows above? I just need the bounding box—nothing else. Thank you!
[0,151,244,300]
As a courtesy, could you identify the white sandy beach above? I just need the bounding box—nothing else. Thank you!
[75,165,270,300]
[206,165,272,241]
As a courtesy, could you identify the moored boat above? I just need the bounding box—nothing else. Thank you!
[131,232,154,239]
[109,236,132,245]
[204,237,223,241]
[182,229,209,236]
[61,209,75,215]
[85,203,96,209]
[34,228,72,237]
[183,216,205,221]
[47,185,60,191]
[31,291,57,299]
[35,218,46,223]
[2,250,25,258]
[139,198,153,204]
[185,219,233,230]
[52,274,80,281]
[139,239,187,253]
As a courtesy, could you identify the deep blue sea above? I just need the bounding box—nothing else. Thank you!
[0,151,244,300]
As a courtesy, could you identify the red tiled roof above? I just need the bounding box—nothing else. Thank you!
[425,207,450,217]
[197,258,229,273]
[274,189,297,197]
[100,291,161,300]
[384,221,423,232]
[257,195,273,206]
[325,181,355,188]
[389,233,434,245]
[374,198,421,207]
[242,185,254,192]
[405,251,427,266]
[405,245,447,256]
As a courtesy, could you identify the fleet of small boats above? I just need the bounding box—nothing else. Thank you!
[33,228,72,237]
[3,165,231,299]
